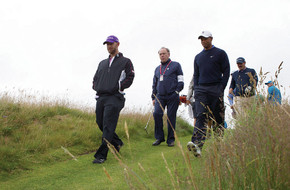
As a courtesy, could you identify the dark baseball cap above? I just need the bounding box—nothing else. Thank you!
[103,35,119,45]
[236,57,246,64]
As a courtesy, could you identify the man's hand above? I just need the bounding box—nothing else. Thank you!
[152,100,155,106]
[245,86,252,94]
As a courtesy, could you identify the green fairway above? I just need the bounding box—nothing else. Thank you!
[1,135,203,190]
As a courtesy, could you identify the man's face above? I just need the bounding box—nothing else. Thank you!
[267,83,273,87]
[158,48,170,63]
[237,62,246,71]
[106,42,119,55]
[200,37,212,50]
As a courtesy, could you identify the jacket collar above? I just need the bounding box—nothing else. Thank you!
[161,58,171,65]
[108,52,123,59]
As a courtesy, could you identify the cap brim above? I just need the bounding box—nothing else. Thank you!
[198,35,212,39]
[103,40,119,45]
[198,35,206,39]
[265,81,273,85]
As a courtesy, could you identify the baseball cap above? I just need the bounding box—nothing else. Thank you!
[236,57,246,64]
[265,81,274,85]
[198,31,213,39]
[103,35,119,45]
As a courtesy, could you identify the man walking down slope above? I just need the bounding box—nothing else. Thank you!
[151,47,184,147]
[187,31,230,157]
[92,35,135,164]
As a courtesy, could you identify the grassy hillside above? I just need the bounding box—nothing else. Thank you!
[0,94,192,177]
[0,93,289,189]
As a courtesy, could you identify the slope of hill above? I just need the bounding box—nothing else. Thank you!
[1,94,289,189]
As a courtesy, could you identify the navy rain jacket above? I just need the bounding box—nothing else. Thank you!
[152,59,184,100]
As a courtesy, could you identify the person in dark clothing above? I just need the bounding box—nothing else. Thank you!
[151,47,184,147]
[92,35,135,164]
[229,57,258,114]
[187,31,230,157]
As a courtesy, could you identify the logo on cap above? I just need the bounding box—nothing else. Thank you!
[103,35,119,45]
[198,31,213,39]
[236,57,246,63]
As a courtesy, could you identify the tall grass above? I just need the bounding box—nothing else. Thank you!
[199,63,290,189]
[106,64,289,190]
[202,101,290,189]
[0,92,98,174]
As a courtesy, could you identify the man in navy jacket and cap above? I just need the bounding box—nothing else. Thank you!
[151,47,184,147]
[229,57,258,114]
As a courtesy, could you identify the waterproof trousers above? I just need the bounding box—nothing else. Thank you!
[153,93,180,144]
[192,86,225,148]
[94,94,125,160]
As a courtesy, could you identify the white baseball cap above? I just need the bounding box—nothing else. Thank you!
[198,31,213,39]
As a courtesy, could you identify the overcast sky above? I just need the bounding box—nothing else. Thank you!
[1,0,290,120]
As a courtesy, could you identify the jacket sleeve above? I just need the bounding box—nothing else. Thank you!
[193,57,199,89]
[229,74,235,90]
[120,59,135,91]
[253,70,258,87]
[151,68,158,100]
[187,75,194,99]
[92,64,100,91]
[176,63,184,92]
[221,51,230,90]
[92,71,97,91]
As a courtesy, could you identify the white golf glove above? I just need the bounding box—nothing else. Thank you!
[245,86,252,94]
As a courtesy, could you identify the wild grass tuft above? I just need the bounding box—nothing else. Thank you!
[202,100,290,189]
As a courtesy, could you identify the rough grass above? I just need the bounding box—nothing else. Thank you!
[0,93,192,178]
[0,96,97,175]
[1,89,289,189]
[201,101,290,190]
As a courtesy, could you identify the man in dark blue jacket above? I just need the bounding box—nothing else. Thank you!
[151,47,184,147]
[229,57,258,114]
[92,35,135,164]
[187,31,230,157]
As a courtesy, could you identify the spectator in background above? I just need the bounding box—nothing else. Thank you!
[265,81,282,105]
[229,57,258,115]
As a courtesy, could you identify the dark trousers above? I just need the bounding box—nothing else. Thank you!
[94,94,125,160]
[192,88,225,148]
[153,93,180,144]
